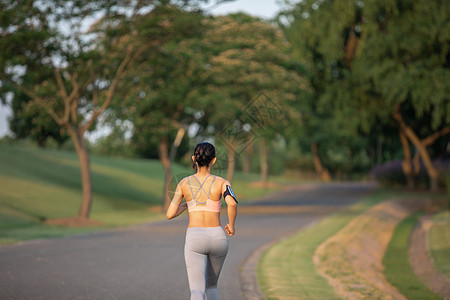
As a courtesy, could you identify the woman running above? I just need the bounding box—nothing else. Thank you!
[166,142,238,300]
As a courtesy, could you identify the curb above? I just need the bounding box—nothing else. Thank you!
[410,214,450,299]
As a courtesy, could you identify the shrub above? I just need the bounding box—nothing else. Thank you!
[370,159,449,190]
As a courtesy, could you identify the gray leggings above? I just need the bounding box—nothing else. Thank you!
[184,226,229,300]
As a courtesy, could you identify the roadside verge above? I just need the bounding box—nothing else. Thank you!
[313,198,431,299]
[252,190,446,300]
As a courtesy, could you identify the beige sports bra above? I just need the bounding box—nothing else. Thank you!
[186,175,221,213]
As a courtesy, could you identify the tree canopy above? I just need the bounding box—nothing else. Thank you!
[278,0,449,188]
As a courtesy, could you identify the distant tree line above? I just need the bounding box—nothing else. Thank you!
[0,0,448,220]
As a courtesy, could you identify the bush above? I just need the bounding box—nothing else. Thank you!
[369,160,406,186]
[370,159,449,190]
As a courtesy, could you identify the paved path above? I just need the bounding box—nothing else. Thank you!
[0,182,376,300]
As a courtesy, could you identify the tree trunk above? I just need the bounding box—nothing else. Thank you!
[169,127,185,163]
[159,136,172,212]
[37,136,47,148]
[399,129,415,189]
[68,125,93,220]
[393,109,439,191]
[406,133,439,191]
[226,144,235,183]
[311,142,331,181]
[259,138,269,188]
[242,136,253,173]
[413,151,421,176]
[345,27,359,69]
[413,126,450,176]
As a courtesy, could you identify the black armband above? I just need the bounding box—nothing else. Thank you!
[223,185,238,204]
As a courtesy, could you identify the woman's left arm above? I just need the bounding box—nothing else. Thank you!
[166,182,188,220]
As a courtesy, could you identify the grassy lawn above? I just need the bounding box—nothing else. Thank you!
[257,189,392,300]
[429,210,450,278]
[0,142,284,245]
[257,189,447,300]
[383,212,441,300]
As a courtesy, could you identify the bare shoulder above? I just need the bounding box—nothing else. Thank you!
[177,176,190,189]
[213,176,228,184]
[213,176,231,190]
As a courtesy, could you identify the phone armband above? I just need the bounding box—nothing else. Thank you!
[223,185,238,204]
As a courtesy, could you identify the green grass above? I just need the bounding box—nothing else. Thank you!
[429,211,450,278]
[257,188,391,300]
[383,212,441,300]
[0,142,284,245]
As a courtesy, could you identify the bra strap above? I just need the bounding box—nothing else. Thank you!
[208,175,217,198]
[191,174,212,200]
[187,176,195,200]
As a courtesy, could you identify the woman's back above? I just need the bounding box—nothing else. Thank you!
[181,174,228,228]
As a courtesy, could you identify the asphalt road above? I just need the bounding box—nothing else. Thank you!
[0,182,376,300]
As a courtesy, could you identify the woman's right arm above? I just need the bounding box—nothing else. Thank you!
[166,180,187,220]
[223,180,237,236]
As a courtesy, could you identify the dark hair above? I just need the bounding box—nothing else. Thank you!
[193,142,216,169]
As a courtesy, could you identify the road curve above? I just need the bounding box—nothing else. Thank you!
[0,182,376,300]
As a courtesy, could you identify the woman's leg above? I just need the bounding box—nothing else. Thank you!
[185,229,208,300]
[205,229,229,300]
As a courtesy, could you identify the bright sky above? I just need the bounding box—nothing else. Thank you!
[0,0,287,138]
[205,0,283,18]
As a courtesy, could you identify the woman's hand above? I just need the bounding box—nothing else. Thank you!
[224,224,235,236]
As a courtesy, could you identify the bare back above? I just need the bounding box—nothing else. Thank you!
[180,174,228,228]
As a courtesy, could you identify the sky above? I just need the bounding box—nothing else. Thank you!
[0,0,287,138]
[205,0,284,18]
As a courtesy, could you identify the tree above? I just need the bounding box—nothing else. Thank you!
[108,5,206,211]
[277,0,370,180]
[352,0,450,191]
[0,0,212,221]
[8,88,69,147]
[0,0,122,222]
[278,0,449,188]
[92,1,237,211]
[187,13,305,183]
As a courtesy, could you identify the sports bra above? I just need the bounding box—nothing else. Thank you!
[186,174,221,213]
